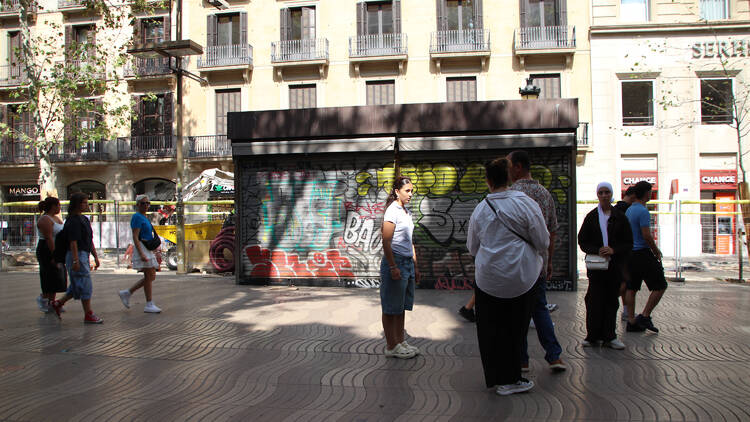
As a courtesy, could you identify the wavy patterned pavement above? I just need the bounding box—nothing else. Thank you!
[0,271,749,421]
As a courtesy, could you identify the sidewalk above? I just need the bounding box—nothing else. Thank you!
[0,271,749,421]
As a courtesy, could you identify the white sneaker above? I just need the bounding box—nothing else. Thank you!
[144,302,161,313]
[400,341,420,355]
[604,338,626,350]
[36,296,46,311]
[496,379,534,396]
[546,303,558,312]
[582,340,600,347]
[118,290,131,309]
[384,343,416,359]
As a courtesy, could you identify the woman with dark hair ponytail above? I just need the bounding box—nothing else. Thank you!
[380,175,421,359]
[35,196,65,312]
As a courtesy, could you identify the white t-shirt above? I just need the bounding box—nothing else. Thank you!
[383,201,414,258]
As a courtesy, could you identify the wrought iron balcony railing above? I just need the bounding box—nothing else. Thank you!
[198,44,253,68]
[430,29,490,53]
[50,141,110,162]
[0,0,36,14]
[0,139,37,164]
[124,57,173,77]
[577,122,589,147]
[349,33,407,57]
[188,135,230,158]
[515,26,576,50]
[271,38,329,63]
[58,0,86,9]
[0,65,28,87]
[117,135,175,159]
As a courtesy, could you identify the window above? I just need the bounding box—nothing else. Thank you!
[531,74,561,99]
[367,2,394,35]
[621,0,648,21]
[700,0,727,20]
[8,31,21,69]
[366,80,395,105]
[701,79,733,124]
[621,81,653,126]
[216,89,241,135]
[142,18,165,44]
[9,104,32,139]
[289,84,316,109]
[282,6,315,41]
[447,0,475,30]
[217,14,240,45]
[143,95,165,135]
[446,77,477,102]
[526,0,557,27]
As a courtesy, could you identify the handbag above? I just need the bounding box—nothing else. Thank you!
[141,227,161,251]
[585,254,610,270]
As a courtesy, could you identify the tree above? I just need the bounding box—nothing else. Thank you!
[0,0,164,198]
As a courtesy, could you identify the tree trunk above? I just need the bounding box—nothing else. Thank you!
[737,182,750,259]
[37,148,58,199]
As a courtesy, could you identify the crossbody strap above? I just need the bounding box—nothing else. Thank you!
[484,198,533,247]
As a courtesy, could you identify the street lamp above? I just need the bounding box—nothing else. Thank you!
[128,2,203,274]
[519,77,541,99]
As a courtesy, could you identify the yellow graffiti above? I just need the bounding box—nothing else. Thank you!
[552,175,571,204]
[531,165,552,189]
[400,163,459,196]
[355,172,372,196]
[356,165,396,196]
[459,163,488,194]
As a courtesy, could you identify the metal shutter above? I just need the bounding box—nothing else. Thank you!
[366,80,395,105]
[446,77,477,102]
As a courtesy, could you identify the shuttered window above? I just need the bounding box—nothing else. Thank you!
[446,77,477,102]
[216,89,241,135]
[531,74,561,99]
[289,84,316,109]
[366,80,395,105]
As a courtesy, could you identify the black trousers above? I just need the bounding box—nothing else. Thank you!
[585,266,621,342]
[474,283,534,388]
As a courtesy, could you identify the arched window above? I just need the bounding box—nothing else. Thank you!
[133,178,175,212]
[67,180,106,221]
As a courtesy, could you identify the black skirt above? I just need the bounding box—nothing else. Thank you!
[36,240,67,294]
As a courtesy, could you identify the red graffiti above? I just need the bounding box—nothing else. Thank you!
[245,246,354,278]
[434,277,473,290]
[343,201,386,216]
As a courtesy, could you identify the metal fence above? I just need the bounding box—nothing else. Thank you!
[1,200,234,271]
[349,33,407,57]
[430,29,490,53]
[197,44,253,68]
[271,38,329,62]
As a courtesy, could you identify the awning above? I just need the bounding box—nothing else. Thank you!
[233,137,395,156]
[398,133,575,151]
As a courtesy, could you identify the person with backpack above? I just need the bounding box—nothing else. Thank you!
[118,195,161,313]
[49,192,102,323]
[35,197,66,313]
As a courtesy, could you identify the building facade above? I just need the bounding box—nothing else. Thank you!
[584,0,750,257]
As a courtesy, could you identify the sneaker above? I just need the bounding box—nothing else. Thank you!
[84,312,103,324]
[400,341,420,355]
[636,314,659,333]
[496,378,534,396]
[604,338,626,350]
[385,343,416,359]
[144,302,162,313]
[521,363,530,373]
[546,303,558,313]
[118,290,131,309]
[529,319,536,329]
[458,306,476,322]
[49,300,63,319]
[36,295,46,311]
[626,321,646,332]
[549,359,567,372]
[582,339,601,347]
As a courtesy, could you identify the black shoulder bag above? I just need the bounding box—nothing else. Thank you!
[484,198,534,247]
[141,226,161,251]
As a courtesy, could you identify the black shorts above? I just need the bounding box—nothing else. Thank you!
[627,249,667,292]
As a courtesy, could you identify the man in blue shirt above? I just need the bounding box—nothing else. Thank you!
[624,181,667,333]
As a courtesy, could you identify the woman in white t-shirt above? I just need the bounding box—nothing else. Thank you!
[380,175,420,359]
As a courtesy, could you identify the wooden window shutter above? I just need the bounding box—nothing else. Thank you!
[240,12,248,45]
[473,0,483,30]
[64,104,73,144]
[93,98,103,132]
[280,8,291,41]
[393,1,401,34]
[88,25,96,61]
[133,18,142,46]
[131,95,141,137]
[302,7,315,40]
[64,25,73,62]
[557,0,567,26]
[356,2,366,36]
[163,15,171,42]
[436,0,447,31]
[163,92,173,137]
[519,0,527,27]
[207,15,218,47]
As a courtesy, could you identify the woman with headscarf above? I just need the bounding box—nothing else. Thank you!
[577,182,633,349]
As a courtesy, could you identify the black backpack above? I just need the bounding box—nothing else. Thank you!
[53,224,68,264]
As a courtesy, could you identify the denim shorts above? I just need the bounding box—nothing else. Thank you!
[65,250,93,300]
[380,254,415,315]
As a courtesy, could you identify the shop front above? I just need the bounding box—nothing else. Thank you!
[230,100,580,290]
[699,169,737,255]
[2,184,40,248]
[621,170,659,242]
